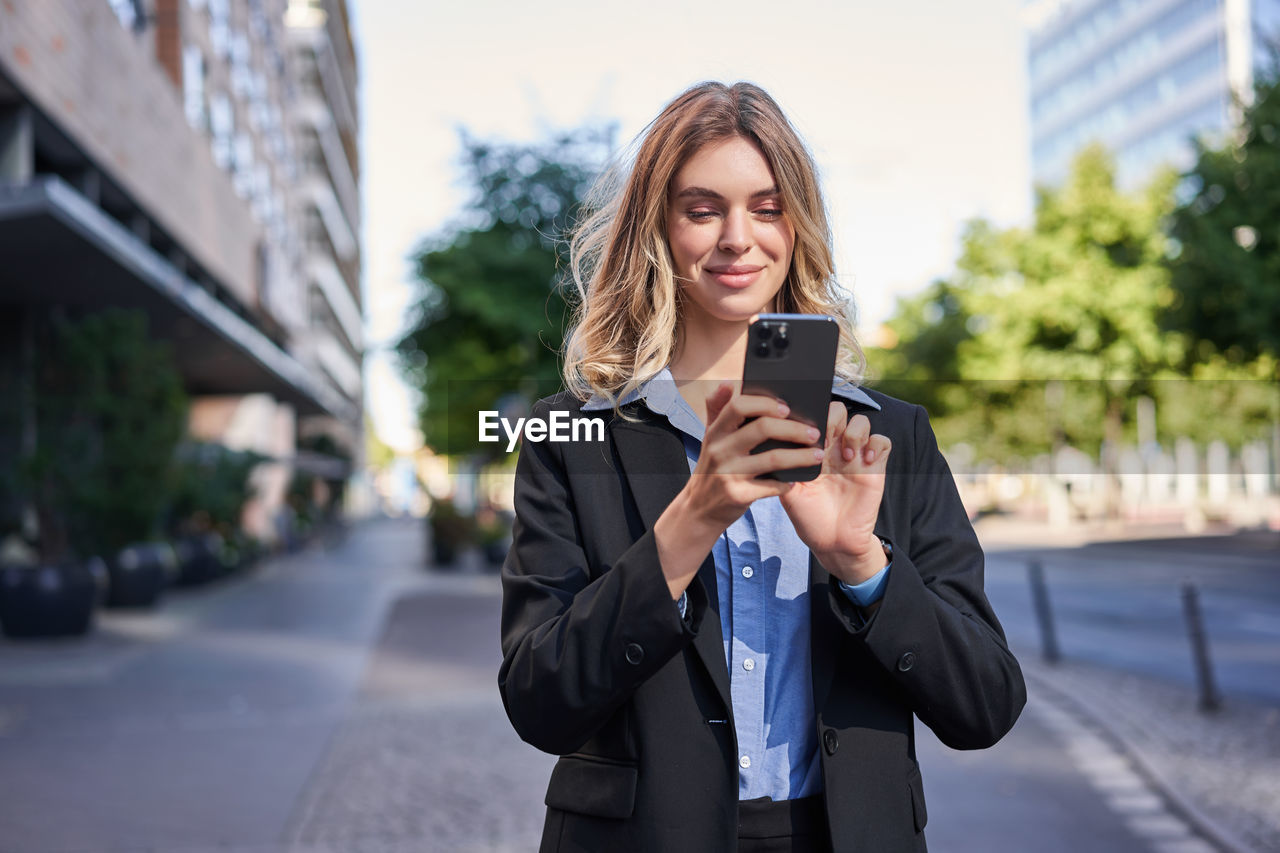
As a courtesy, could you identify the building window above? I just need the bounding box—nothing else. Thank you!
[210,94,234,169]
[209,0,231,58]
[182,45,207,131]
[231,33,254,97]
[107,0,142,30]
[233,133,255,198]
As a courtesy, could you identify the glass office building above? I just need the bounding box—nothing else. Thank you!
[1026,0,1280,188]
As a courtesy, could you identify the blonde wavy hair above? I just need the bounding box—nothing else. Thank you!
[561,81,865,410]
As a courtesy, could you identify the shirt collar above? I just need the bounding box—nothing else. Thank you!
[582,366,881,439]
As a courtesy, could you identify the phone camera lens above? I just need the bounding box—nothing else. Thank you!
[773,330,790,351]
[755,323,772,340]
[755,342,770,358]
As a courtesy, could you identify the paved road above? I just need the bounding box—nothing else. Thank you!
[984,534,1280,704]
[0,517,1212,852]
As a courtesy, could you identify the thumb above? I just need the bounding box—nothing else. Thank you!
[704,381,735,428]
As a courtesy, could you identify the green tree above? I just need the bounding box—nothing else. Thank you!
[397,126,613,456]
[28,310,188,559]
[1168,59,1280,366]
[957,145,1185,456]
[872,146,1193,466]
[864,277,972,448]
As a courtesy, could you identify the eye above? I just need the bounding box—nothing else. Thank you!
[686,210,718,221]
[755,207,784,219]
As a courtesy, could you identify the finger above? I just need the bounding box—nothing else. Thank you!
[707,393,790,443]
[841,414,872,462]
[737,446,827,479]
[704,381,735,428]
[722,416,820,457]
[825,402,848,447]
[862,434,892,467]
[824,402,848,470]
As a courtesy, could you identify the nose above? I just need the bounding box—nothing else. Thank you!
[718,208,753,254]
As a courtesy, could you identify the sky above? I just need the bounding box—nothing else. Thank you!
[350,0,1035,452]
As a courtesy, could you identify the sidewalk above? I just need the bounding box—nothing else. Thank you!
[1023,655,1280,853]
[976,517,1280,853]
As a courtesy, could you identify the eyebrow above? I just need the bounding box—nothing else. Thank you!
[673,185,781,200]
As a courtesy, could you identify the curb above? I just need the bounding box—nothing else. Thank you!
[1025,668,1259,853]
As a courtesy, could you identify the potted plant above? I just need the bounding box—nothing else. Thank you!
[0,535,106,636]
[168,443,264,583]
[105,543,179,608]
[428,498,474,568]
[2,309,185,634]
[475,506,511,570]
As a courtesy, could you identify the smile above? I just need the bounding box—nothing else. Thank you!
[706,266,763,288]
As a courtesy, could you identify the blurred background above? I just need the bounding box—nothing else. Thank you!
[0,0,1277,851]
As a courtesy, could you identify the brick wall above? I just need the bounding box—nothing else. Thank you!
[0,0,259,307]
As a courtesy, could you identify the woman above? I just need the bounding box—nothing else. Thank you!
[498,81,1025,853]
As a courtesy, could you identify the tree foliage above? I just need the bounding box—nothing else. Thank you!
[28,310,189,559]
[868,145,1241,461]
[397,127,613,456]
[1168,59,1280,365]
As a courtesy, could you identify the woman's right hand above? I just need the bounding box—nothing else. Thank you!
[653,382,824,598]
[688,381,826,526]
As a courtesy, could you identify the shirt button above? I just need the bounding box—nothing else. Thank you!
[742,658,755,672]
[739,755,751,769]
[897,651,916,672]
[625,643,644,665]
[742,566,754,579]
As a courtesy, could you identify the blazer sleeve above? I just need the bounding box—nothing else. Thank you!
[827,403,1027,750]
[497,400,699,757]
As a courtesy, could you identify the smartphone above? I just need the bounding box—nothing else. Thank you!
[742,313,840,482]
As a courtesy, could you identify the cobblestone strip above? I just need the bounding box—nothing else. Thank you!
[1025,664,1269,853]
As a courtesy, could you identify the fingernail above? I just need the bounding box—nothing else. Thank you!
[778,403,789,417]
[814,449,825,460]
[865,448,876,463]
[807,427,820,441]
[843,447,854,461]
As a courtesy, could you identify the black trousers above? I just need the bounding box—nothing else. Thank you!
[737,795,831,853]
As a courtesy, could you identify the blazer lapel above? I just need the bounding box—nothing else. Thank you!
[611,416,732,713]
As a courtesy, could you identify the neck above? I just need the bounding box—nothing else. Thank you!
[670,317,749,383]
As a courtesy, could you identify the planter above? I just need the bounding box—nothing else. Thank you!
[432,538,459,567]
[482,540,510,570]
[0,557,106,638]
[231,532,266,571]
[105,543,178,608]
[174,533,225,586]
[217,536,243,574]
[427,501,474,570]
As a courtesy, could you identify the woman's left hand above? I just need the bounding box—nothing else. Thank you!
[779,403,892,586]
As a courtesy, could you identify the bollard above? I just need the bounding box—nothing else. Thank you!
[1180,582,1222,713]
[1028,559,1061,664]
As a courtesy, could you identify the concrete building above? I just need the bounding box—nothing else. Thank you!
[1025,0,1280,188]
[0,0,363,540]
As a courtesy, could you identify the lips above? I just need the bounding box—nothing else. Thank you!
[706,265,763,288]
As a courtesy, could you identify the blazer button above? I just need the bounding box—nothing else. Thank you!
[823,728,839,756]
[897,651,916,672]
[625,643,645,665]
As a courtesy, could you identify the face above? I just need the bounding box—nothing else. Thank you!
[665,136,796,328]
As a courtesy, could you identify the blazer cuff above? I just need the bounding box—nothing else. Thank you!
[837,563,891,608]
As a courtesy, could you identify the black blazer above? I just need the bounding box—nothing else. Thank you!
[498,387,1026,853]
